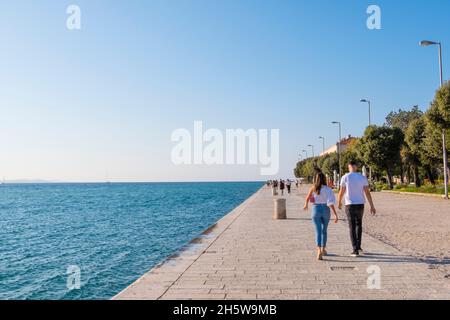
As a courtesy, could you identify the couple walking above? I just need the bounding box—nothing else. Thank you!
[303,161,376,260]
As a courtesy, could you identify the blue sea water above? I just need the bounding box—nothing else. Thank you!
[0,182,262,300]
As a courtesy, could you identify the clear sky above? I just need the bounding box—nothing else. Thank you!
[1,0,449,182]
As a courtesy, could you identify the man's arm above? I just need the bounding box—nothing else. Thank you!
[364,186,376,215]
[337,186,346,210]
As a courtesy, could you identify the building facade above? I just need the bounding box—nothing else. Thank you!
[320,135,357,157]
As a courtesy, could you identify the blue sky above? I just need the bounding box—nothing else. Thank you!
[0,0,449,182]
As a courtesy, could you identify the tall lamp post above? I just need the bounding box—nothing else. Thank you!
[420,40,448,199]
[360,99,373,181]
[332,121,342,182]
[360,99,372,126]
[319,136,325,155]
[307,145,315,158]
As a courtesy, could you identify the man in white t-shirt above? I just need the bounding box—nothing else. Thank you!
[338,161,376,257]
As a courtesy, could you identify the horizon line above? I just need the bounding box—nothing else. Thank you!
[1,180,268,185]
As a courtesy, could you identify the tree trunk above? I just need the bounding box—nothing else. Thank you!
[387,168,394,190]
[407,166,412,184]
[413,166,421,188]
[400,165,405,184]
[426,167,435,185]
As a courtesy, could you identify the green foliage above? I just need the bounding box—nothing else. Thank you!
[294,143,361,180]
[405,117,426,162]
[357,125,404,189]
[404,116,427,186]
[321,153,339,177]
[293,83,450,190]
[393,185,448,195]
[294,158,319,181]
[373,182,391,191]
[427,81,450,130]
[341,138,361,172]
[385,105,423,131]
[422,120,448,167]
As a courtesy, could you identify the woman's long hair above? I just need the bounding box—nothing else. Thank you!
[313,172,327,195]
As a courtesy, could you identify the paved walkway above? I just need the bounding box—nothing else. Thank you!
[114,186,450,300]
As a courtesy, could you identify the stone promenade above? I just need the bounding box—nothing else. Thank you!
[114,186,450,300]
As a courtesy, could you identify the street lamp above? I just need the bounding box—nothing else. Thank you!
[307,145,315,158]
[420,41,444,86]
[332,121,342,181]
[319,136,325,155]
[360,99,373,181]
[360,99,372,126]
[420,40,448,199]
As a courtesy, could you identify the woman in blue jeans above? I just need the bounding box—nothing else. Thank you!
[303,172,339,260]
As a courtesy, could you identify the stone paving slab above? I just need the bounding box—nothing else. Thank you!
[114,186,450,300]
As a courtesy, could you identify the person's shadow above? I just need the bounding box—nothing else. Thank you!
[286,217,311,221]
[324,252,449,266]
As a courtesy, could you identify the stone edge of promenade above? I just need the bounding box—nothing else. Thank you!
[112,187,264,300]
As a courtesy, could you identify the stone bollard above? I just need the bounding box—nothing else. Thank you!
[271,188,278,196]
[273,198,287,220]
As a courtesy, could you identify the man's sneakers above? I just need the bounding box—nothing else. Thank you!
[350,249,365,257]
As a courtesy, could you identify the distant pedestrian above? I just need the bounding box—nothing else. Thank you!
[271,180,278,196]
[279,179,285,196]
[338,161,376,257]
[304,172,339,260]
[286,180,292,194]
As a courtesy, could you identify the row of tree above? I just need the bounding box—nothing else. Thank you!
[294,82,450,189]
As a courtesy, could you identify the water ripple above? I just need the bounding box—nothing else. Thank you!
[0,182,261,300]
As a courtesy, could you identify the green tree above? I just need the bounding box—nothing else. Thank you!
[340,138,361,174]
[385,106,424,184]
[294,160,307,178]
[405,117,426,186]
[427,82,450,129]
[385,106,423,131]
[294,157,320,182]
[321,153,339,177]
[421,120,450,184]
[358,125,404,189]
[426,82,450,186]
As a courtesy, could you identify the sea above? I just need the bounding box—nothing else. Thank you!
[0,182,262,300]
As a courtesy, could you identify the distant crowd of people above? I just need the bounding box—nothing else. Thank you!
[266,179,302,196]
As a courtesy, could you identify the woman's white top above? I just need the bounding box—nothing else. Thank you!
[312,186,336,206]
